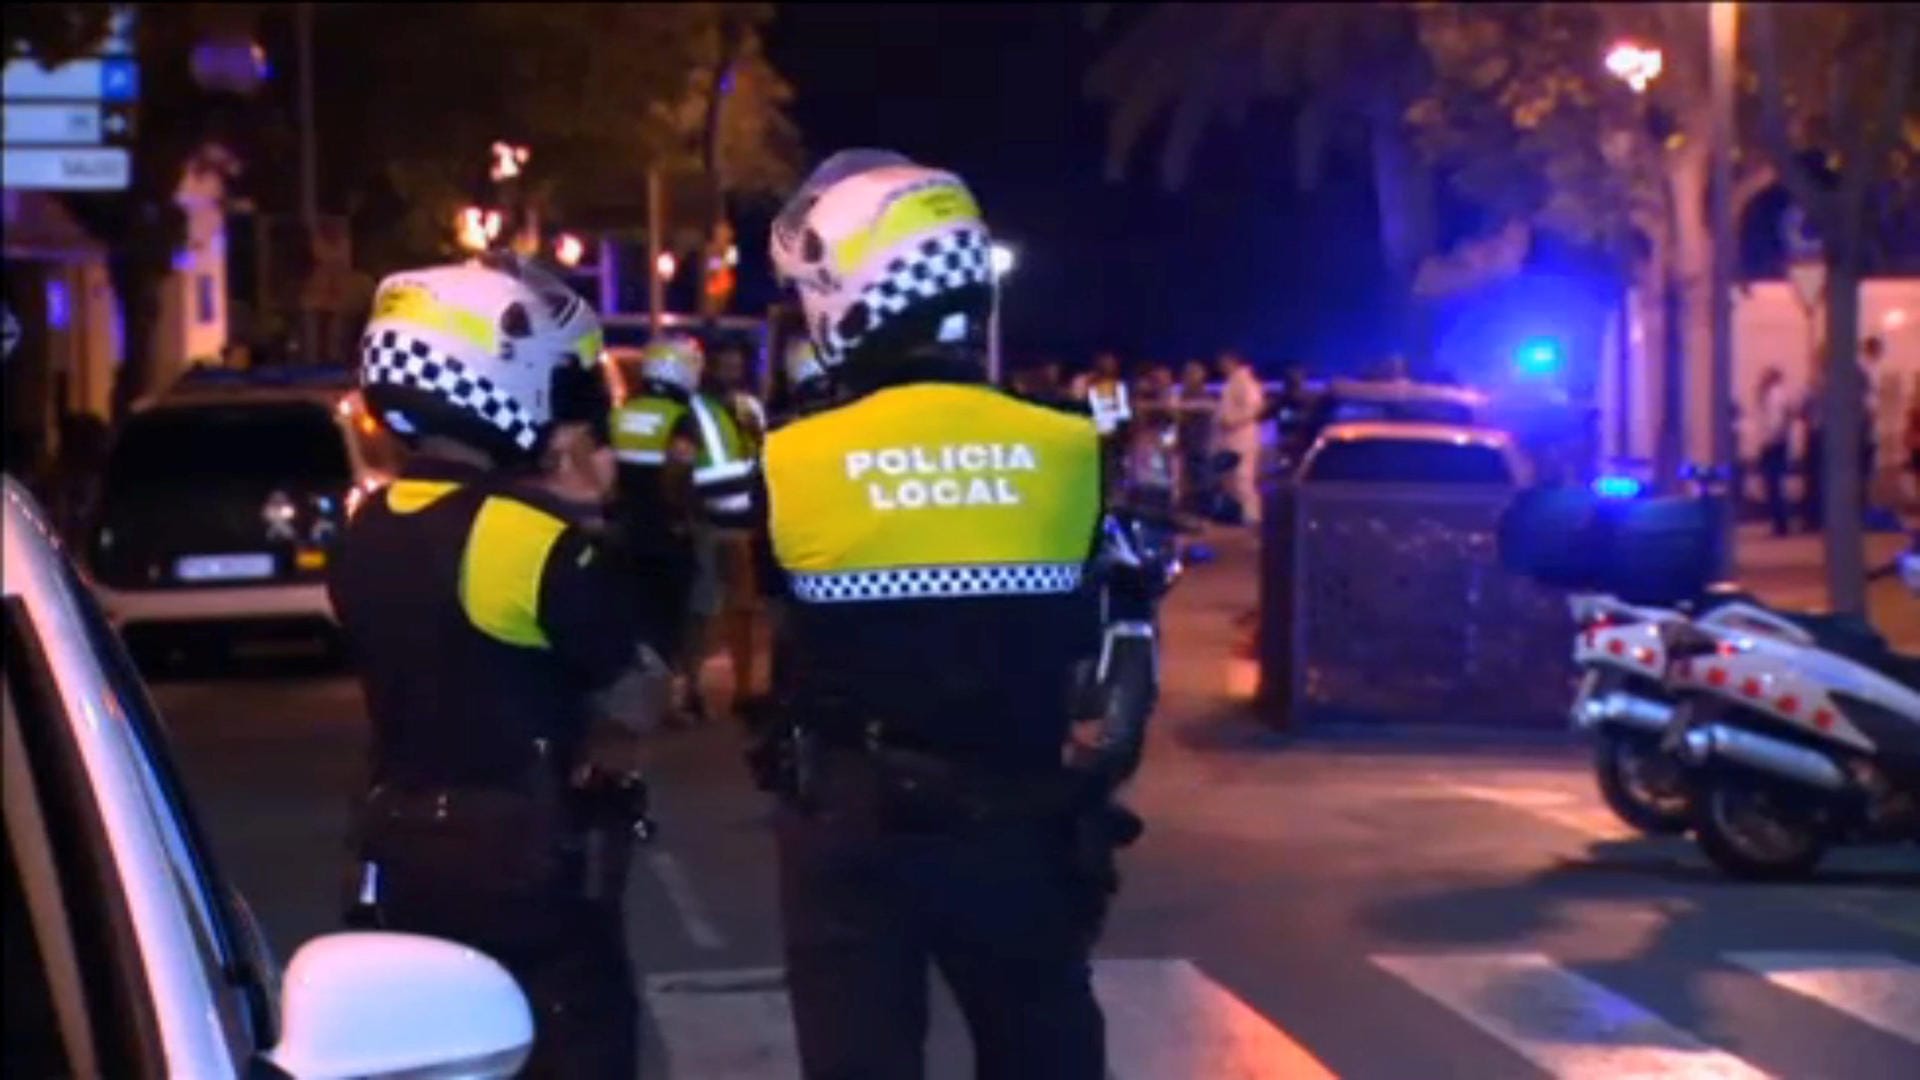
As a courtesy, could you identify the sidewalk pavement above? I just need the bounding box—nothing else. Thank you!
[1734,524,1918,652]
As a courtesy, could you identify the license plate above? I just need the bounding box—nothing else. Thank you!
[175,553,276,583]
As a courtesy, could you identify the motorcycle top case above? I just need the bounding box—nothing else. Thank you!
[1497,486,1717,605]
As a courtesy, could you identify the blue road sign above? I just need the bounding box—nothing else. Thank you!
[100,59,138,102]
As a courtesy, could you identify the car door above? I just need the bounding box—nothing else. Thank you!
[4,548,277,1077]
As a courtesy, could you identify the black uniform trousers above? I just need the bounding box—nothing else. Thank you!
[367,817,638,1078]
[774,755,1105,1080]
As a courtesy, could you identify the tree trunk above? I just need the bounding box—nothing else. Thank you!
[1665,136,1714,470]
[1820,253,1867,616]
[1367,105,1437,363]
[107,254,163,421]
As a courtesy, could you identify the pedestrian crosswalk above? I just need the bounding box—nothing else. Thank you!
[644,950,1919,1078]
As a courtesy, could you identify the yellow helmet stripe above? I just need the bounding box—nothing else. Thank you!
[832,181,983,277]
[370,282,499,355]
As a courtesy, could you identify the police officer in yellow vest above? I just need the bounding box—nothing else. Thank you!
[330,254,668,1077]
[608,334,756,722]
[758,149,1111,1078]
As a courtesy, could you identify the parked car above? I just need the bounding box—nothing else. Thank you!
[1298,421,1528,488]
[4,474,531,1078]
[85,367,402,653]
[1280,379,1490,471]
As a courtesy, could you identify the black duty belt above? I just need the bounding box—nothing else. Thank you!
[798,728,1090,829]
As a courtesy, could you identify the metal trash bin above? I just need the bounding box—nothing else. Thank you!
[1258,479,1575,730]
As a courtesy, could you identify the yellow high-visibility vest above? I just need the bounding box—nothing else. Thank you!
[764,382,1102,603]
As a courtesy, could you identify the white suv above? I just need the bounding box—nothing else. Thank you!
[4,476,530,1078]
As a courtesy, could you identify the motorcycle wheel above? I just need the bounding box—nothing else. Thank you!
[1691,770,1829,881]
[1593,728,1690,835]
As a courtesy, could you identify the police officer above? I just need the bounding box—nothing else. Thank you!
[331,254,665,1078]
[609,334,757,722]
[758,149,1116,1078]
[610,335,706,709]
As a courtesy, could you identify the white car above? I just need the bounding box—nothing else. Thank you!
[1298,420,1529,487]
[3,476,531,1078]
[86,369,401,644]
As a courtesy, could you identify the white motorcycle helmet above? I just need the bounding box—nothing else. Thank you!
[769,149,995,372]
[360,254,605,462]
[637,333,705,396]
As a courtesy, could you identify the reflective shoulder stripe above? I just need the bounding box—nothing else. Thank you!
[386,479,459,514]
[705,490,753,515]
[617,448,667,466]
[694,458,756,486]
[688,395,736,465]
[459,496,566,649]
[790,562,1084,603]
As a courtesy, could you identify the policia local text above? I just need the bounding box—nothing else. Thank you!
[846,442,1039,509]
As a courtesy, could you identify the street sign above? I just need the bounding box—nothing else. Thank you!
[2,5,139,192]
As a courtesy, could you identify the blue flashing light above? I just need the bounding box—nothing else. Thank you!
[1514,337,1563,377]
[1592,475,1643,500]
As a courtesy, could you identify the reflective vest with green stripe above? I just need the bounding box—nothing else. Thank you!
[610,391,756,522]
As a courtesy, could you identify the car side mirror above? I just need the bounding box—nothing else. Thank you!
[261,932,532,1080]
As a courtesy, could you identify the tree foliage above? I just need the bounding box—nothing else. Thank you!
[310,2,802,272]
[1084,2,1438,351]
[7,3,802,403]
[9,3,275,410]
[1407,3,1668,266]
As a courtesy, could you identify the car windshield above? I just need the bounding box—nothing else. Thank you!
[1326,398,1477,426]
[1306,438,1513,485]
[105,403,351,496]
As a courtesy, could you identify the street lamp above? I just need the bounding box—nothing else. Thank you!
[554,233,585,269]
[1604,41,1664,94]
[991,243,1016,279]
[489,141,530,183]
[1604,37,1680,490]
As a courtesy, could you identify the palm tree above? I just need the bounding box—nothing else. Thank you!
[1085,3,1438,355]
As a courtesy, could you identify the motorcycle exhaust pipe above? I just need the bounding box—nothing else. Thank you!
[1575,692,1675,733]
[1678,724,1848,791]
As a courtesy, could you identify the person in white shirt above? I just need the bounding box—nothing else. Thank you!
[1755,366,1793,536]
[1214,350,1267,526]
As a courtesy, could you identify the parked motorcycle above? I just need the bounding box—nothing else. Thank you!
[1568,593,1692,832]
[1568,589,1826,834]
[1072,502,1189,784]
[1657,554,1920,879]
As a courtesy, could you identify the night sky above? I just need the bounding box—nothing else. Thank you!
[766,4,1394,376]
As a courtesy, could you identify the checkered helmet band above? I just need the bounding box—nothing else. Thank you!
[360,328,539,451]
[822,226,991,365]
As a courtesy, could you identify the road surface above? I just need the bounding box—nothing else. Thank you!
[156,530,1919,1078]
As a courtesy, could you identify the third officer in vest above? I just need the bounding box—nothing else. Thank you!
[609,334,756,723]
[758,149,1111,1078]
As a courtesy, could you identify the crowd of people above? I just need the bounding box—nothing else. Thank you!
[1752,335,1920,536]
[1005,349,1275,526]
